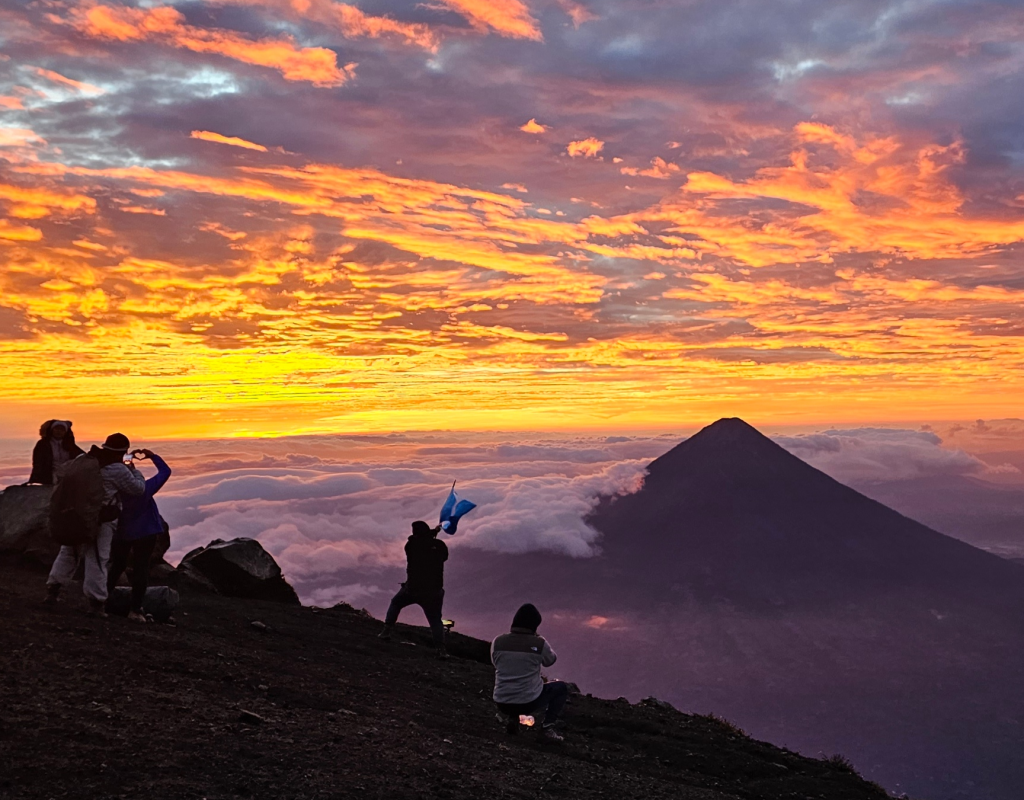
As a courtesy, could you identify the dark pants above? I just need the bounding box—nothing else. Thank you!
[385,585,445,646]
[497,681,569,726]
[107,535,158,612]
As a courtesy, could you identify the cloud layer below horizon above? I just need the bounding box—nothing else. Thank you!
[5,423,1020,604]
[3,0,1024,434]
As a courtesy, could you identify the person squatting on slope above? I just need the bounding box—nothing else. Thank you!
[491,603,568,741]
[29,420,85,486]
[106,449,171,623]
[379,520,449,658]
[45,433,146,616]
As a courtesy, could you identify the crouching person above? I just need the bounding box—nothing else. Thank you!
[45,433,146,617]
[491,603,569,741]
[107,449,171,623]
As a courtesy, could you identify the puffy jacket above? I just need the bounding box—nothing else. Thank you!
[118,454,171,541]
[491,628,558,705]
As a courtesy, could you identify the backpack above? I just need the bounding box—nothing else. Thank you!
[49,454,105,546]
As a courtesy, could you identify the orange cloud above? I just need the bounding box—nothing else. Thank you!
[32,67,105,95]
[631,123,1024,267]
[436,0,542,40]
[191,130,269,152]
[0,96,25,110]
[214,0,439,50]
[520,118,547,134]
[75,5,355,86]
[0,219,43,242]
[0,180,96,219]
[567,137,604,158]
[557,0,596,27]
[119,205,166,215]
[620,157,680,179]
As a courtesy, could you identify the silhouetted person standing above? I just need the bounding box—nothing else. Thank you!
[29,420,84,485]
[492,603,568,740]
[379,520,449,658]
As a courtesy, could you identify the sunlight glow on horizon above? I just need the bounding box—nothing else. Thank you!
[2,0,1024,439]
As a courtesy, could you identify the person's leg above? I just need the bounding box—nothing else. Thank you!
[83,522,115,608]
[537,681,569,726]
[384,585,414,626]
[380,585,414,639]
[106,537,131,598]
[128,535,158,613]
[46,545,82,599]
[419,589,446,649]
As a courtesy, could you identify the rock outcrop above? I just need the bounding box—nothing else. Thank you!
[0,484,57,564]
[177,538,300,605]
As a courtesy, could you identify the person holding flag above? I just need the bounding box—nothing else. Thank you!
[378,483,476,659]
[378,520,450,658]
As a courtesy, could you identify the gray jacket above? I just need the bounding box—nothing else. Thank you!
[491,627,557,705]
[100,462,146,507]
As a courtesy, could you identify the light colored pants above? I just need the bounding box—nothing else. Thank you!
[46,521,116,602]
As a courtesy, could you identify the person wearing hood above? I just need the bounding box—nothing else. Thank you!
[45,433,146,616]
[491,603,568,741]
[106,449,172,623]
[378,520,449,658]
[29,420,84,485]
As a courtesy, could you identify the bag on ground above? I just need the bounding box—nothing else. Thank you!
[49,454,105,546]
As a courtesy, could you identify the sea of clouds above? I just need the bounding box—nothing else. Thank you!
[2,425,1020,604]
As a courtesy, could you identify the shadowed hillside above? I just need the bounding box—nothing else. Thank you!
[0,560,888,800]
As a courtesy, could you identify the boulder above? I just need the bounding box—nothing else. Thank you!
[177,538,300,604]
[0,484,57,564]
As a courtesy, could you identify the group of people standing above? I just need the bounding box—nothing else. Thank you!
[30,420,172,622]
[27,420,567,739]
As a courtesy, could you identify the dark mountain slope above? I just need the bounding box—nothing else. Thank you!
[0,560,888,800]
[445,418,1024,800]
[588,417,1024,608]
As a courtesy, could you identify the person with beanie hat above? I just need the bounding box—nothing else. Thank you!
[378,520,450,657]
[45,433,146,616]
[491,603,569,740]
[29,419,84,485]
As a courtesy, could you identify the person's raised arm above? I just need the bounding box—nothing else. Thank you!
[136,450,171,495]
[541,640,557,667]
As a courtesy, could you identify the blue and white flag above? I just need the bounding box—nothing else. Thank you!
[439,481,476,535]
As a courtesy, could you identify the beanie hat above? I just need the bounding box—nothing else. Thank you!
[102,432,130,452]
[511,603,542,633]
[411,520,433,536]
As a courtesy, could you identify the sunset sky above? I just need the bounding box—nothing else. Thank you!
[2,0,1024,437]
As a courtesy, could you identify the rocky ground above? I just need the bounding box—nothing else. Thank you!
[0,559,892,800]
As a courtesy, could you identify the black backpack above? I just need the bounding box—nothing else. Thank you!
[49,454,105,546]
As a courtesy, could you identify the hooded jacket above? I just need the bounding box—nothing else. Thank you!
[117,454,171,541]
[29,420,84,485]
[491,627,558,705]
[404,532,448,593]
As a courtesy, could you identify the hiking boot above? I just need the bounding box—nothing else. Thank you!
[127,611,148,624]
[435,645,450,660]
[541,724,564,742]
[377,625,394,641]
[87,599,108,619]
[43,584,61,605]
